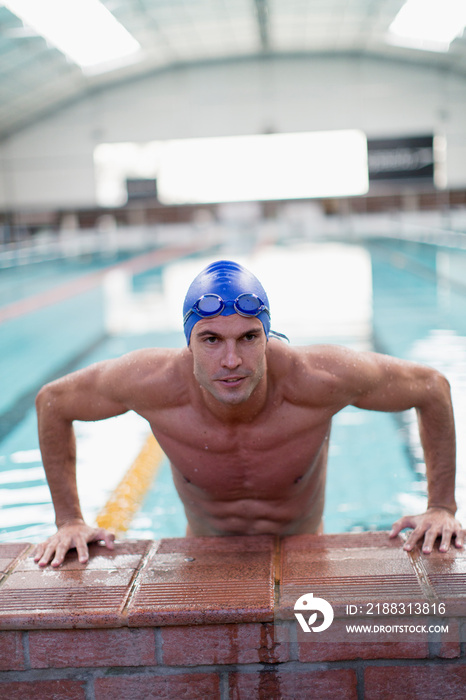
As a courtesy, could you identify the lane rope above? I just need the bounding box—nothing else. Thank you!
[96,433,164,537]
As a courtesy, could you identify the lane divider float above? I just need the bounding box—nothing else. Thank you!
[96,433,164,537]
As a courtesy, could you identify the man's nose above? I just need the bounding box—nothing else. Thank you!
[221,341,242,368]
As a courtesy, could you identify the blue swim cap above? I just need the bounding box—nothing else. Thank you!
[183,260,271,344]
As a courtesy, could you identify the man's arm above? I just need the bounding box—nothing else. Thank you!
[385,367,463,553]
[320,347,464,553]
[34,359,132,567]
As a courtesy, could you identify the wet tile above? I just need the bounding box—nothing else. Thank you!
[417,547,466,617]
[282,532,404,550]
[0,543,32,558]
[127,536,275,626]
[0,533,464,635]
[419,546,466,576]
[0,543,31,574]
[2,568,135,590]
[0,541,150,630]
[0,589,129,629]
[277,534,424,619]
[15,540,152,572]
[155,535,276,555]
[0,560,17,575]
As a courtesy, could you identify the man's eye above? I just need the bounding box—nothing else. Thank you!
[244,333,257,341]
[205,336,218,344]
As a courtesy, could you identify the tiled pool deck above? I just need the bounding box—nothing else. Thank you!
[1,532,465,698]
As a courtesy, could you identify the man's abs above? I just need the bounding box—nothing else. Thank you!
[184,506,325,537]
[170,437,329,537]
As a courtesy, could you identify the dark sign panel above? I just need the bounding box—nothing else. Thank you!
[367,135,434,183]
[126,178,158,200]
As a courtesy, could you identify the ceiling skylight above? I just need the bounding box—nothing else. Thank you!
[388,0,466,53]
[3,0,141,73]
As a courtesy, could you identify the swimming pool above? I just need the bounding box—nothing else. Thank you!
[1,228,465,542]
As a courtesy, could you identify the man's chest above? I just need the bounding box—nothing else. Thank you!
[149,402,332,497]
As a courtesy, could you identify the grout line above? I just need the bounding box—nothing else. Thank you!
[355,660,365,700]
[219,669,230,700]
[272,535,281,607]
[407,547,438,603]
[120,539,158,623]
[21,630,31,670]
[85,674,97,700]
[154,627,164,666]
[0,543,35,588]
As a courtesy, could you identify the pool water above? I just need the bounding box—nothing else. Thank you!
[1,233,465,542]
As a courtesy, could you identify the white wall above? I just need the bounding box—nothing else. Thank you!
[1,55,465,210]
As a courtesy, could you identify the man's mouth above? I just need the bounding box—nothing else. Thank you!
[218,376,246,385]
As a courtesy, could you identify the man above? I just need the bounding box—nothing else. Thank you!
[34,259,463,568]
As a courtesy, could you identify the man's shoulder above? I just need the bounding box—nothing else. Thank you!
[120,346,187,365]
[268,342,361,406]
[296,343,362,367]
[108,347,192,408]
[268,341,356,371]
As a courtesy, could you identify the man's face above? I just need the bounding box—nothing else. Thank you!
[189,313,268,406]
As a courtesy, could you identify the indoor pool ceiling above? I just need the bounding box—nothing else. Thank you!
[0,0,466,140]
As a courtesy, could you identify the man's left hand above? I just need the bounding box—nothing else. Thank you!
[390,507,464,554]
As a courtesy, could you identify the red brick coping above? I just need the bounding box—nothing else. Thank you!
[0,532,465,699]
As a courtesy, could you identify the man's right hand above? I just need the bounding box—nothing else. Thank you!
[34,520,115,568]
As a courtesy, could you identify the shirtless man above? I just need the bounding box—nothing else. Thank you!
[34,259,464,567]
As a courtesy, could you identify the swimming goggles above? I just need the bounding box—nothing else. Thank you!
[183,293,270,324]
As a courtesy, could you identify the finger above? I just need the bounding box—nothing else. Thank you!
[91,528,115,549]
[453,529,464,549]
[390,516,414,538]
[34,543,45,562]
[403,527,425,551]
[75,538,90,564]
[51,539,71,568]
[422,528,441,554]
[100,530,115,549]
[438,528,453,553]
[37,542,59,567]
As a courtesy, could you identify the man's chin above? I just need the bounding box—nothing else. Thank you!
[212,378,253,404]
[215,388,251,405]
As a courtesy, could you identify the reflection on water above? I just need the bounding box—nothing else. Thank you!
[103,243,374,346]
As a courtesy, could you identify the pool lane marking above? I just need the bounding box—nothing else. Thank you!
[96,433,165,537]
[0,242,204,325]
[0,333,108,442]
